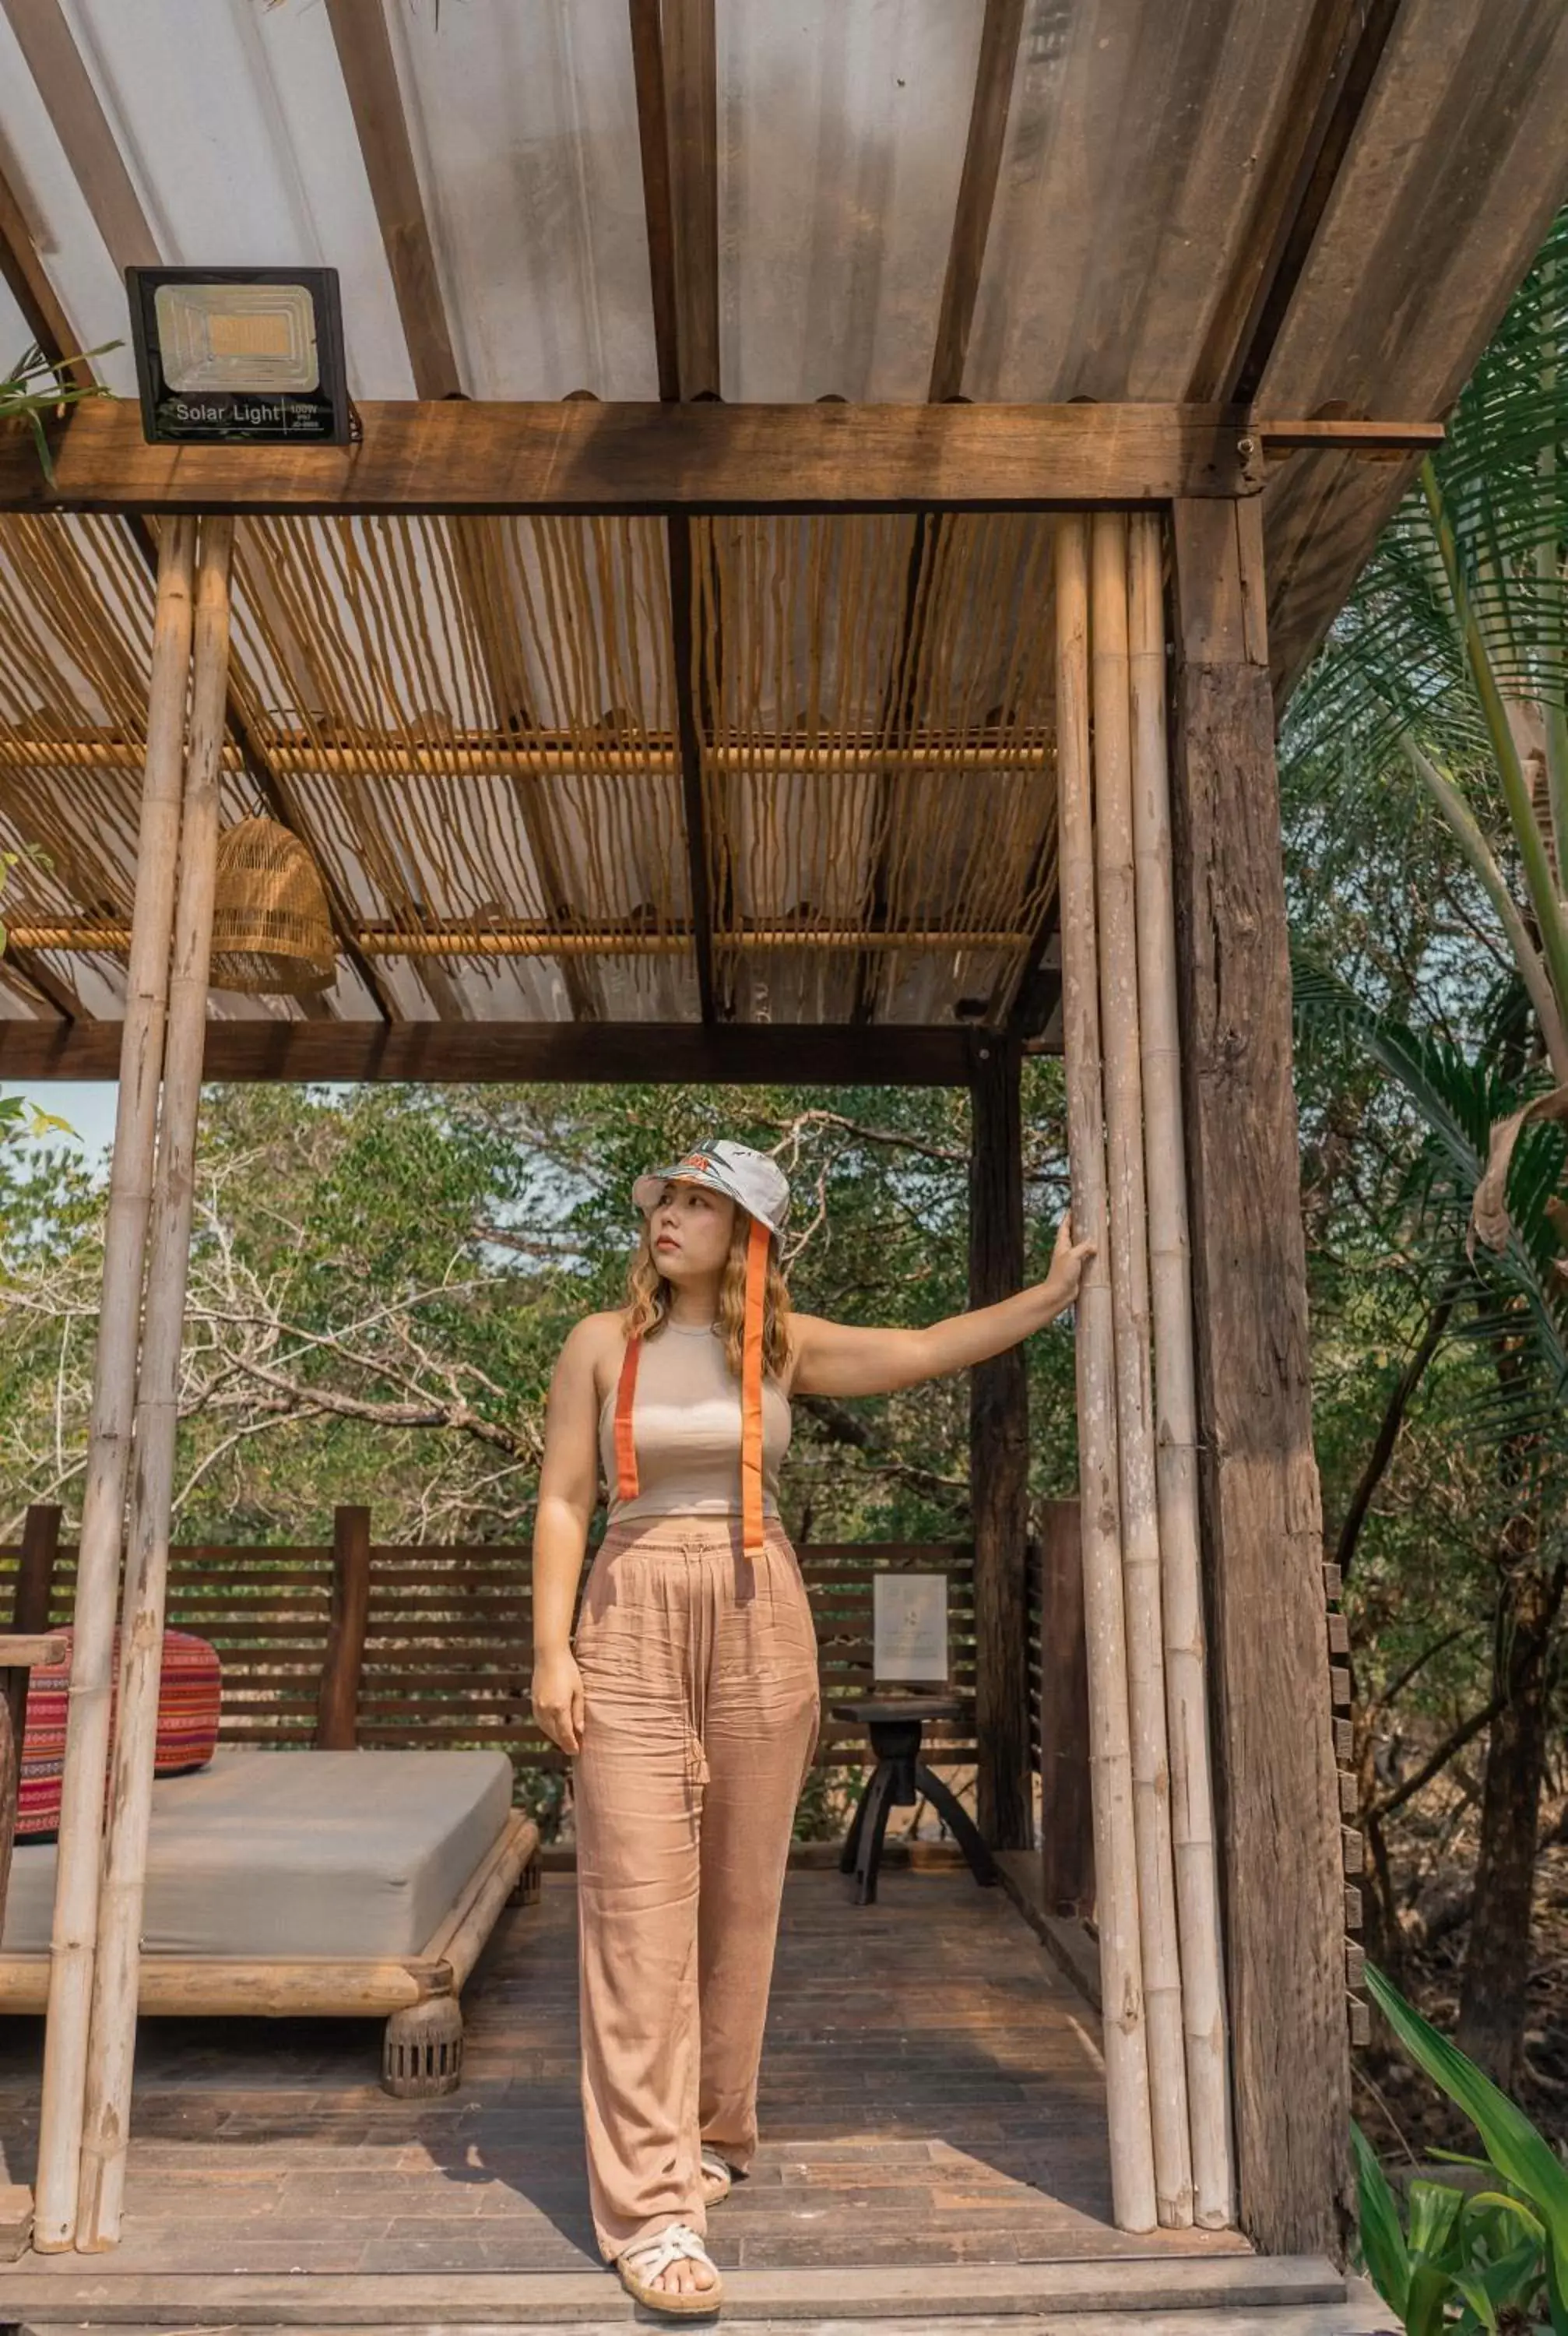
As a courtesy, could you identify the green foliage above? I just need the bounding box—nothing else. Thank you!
[1278,212,1568,1918]
[0,1075,1078,1551]
[2,344,120,481]
[1292,953,1568,1451]
[1286,206,1568,1074]
[1355,1963,1568,2333]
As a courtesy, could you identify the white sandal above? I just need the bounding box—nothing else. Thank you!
[616,2221,723,2317]
[700,2145,733,2205]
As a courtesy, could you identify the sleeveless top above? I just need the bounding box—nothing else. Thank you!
[598,1320,791,1526]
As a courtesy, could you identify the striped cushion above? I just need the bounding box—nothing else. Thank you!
[18,1630,222,1841]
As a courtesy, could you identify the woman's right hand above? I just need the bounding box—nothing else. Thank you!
[531,1647,585,1755]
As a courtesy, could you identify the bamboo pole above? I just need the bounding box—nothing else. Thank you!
[1127,511,1233,2228]
[1089,511,1193,2228]
[74,522,234,2250]
[1054,515,1157,2234]
[0,736,1055,776]
[33,519,197,2253]
[5,923,1035,959]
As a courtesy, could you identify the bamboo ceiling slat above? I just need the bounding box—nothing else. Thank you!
[695,511,1058,1025]
[2,503,1060,1030]
[0,515,252,938]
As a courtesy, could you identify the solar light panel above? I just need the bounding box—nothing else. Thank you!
[153,282,321,395]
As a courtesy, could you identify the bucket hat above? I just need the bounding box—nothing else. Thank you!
[631,1138,789,1237]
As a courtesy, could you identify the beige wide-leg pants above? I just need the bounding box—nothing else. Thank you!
[571,1516,821,2261]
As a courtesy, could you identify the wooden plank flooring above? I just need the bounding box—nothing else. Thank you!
[0,1869,1251,2281]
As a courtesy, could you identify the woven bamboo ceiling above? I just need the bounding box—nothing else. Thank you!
[1,0,1566,1062]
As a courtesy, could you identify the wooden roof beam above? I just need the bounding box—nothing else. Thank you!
[0,153,93,390]
[325,0,605,1026]
[1187,0,1403,406]
[630,0,723,1022]
[929,0,1025,406]
[0,1018,1007,1086]
[0,399,1272,514]
[0,944,77,1021]
[662,0,721,404]
[0,0,156,269]
[323,0,459,401]
[318,0,472,1026]
[628,0,682,403]
[855,0,1026,1022]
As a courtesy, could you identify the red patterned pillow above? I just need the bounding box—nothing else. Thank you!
[18,1629,221,1841]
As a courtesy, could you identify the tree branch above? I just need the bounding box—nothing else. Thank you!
[793,1391,969,1499]
[1335,1287,1457,1579]
[1367,1689,1511,1823]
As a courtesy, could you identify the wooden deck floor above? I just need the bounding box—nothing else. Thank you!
[0,1867,1251,2282]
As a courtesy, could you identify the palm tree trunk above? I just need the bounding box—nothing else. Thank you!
[1456,1557,1565,2087]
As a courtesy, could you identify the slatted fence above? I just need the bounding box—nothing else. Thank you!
[0,1515,978,1778]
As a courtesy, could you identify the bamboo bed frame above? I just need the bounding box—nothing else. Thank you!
[0,1805,540,2099]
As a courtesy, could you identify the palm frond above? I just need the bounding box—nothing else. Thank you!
[1292,951,1568,1445]
[1283,205,1568,853]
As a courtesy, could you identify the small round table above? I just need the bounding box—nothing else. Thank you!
[830,1694,1000,1905]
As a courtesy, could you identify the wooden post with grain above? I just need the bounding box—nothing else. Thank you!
[969,1033,1033,1849]
[76,519,234,2250]
[317,1507,373,1752]
[1127,509,1233,2228]
[0,1506,62,1976]
[1168,494,1352,2254]
[4,1504,59,1747]
[34,518,198,2254]
[1053,513,1157,2233]
[1036,1497,1095,1918]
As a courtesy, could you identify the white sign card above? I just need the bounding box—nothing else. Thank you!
[874,1572,948,1683]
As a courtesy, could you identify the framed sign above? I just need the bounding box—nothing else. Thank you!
[874,1572,948,1684]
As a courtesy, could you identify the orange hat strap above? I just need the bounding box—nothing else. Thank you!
[613,1333,642,1504]
[740,1215,771,1559]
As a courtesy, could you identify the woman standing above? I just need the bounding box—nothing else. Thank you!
[530,1137,1091,2316]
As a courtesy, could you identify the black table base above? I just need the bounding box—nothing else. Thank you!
[835,1709,999,1905]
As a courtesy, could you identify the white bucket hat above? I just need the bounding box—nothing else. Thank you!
[632,1138,789,1237]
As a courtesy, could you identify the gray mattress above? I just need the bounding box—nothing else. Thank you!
[1,1748,515,1961]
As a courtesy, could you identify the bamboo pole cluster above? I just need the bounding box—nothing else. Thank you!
[1053,512,1233,2232]
[34,517,234,2254]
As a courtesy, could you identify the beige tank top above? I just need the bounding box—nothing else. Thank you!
[599,1320,791,1525]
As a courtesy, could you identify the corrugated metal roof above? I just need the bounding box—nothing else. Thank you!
[3,0,1568,1034]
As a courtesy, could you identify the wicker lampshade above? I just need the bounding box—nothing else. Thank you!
[209,816,336,995]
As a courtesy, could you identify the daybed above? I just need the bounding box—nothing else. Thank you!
[0,1748,540,2096]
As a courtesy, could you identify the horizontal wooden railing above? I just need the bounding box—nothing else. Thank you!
[0,1511,979,1778]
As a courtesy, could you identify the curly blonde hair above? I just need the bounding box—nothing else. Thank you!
[624,1210,792,1380]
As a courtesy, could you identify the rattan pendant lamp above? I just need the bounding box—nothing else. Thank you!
[208,814,336,994]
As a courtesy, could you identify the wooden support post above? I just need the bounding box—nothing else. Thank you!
[1127,512,1233,2228]
[1169,495,1352,2256]
[0,1506,65,2261]
[1054,514,1156,2234]
[969,1036,1032,1850]
[1092,512,1193,2228]
[6,1504,60,1741]
[0,1506,62,1935]
[1037,1499,1094,1917]
[34,517,196,2253]
[316,1507,372,1752]
[76,518,234,2249]
[0,1685,15,1973]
